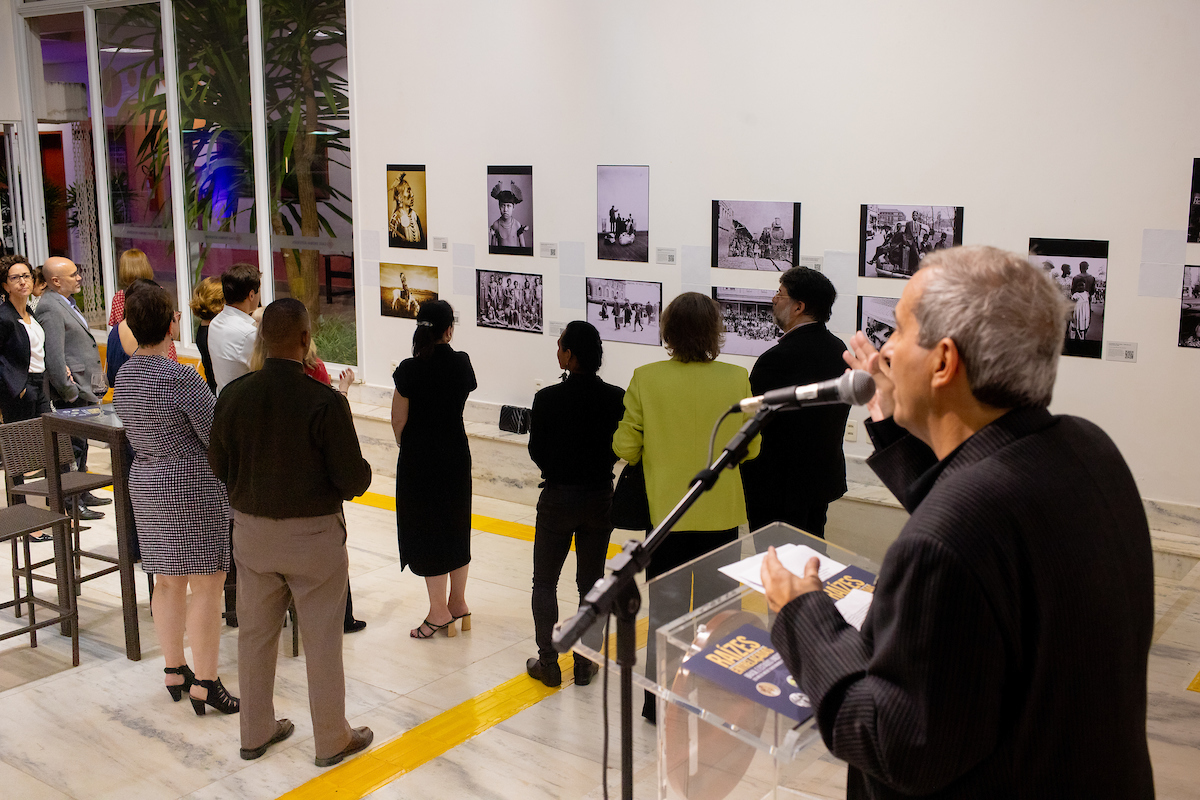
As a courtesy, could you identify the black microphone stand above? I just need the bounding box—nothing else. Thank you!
[553,406,776,800]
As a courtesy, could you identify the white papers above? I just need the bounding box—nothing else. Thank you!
[718,544,846,593]
[834,588,873,631]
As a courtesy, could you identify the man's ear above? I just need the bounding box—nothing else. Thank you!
[300,329,312,351]
[930,337,959,389]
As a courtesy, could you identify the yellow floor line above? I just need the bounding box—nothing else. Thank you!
[1188,670,1200,693]
[278,617,649,800]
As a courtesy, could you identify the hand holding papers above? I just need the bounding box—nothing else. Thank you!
[720,544,875,629]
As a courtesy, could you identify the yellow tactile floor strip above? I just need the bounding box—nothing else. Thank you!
[1189,670,1200,693]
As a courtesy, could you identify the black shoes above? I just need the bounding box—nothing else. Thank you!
[164,664,196,702]
[315,726,374,767]
[574,659,600,686]
[190,677,241,715]
[344,619,367,634]
[68,503,104,521]
[642,690,657,724]
[79,492,112,506]
[526,657,562,687]
[240,719,295,761]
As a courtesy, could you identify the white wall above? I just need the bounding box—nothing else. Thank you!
[350,0,1200,506]
[0,0,20,121]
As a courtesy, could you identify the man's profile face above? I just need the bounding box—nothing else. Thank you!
[50,260,82,296]
[880,271,937,435]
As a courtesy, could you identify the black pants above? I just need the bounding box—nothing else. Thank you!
[0,373,51,502]
[749,500,830,552]
[531,485,614,663]
[644,527,739,684]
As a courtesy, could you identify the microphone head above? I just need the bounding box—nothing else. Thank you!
[838,370,877,406]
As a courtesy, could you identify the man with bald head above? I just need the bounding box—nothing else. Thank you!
[35,256,111,516]
[209,298,373,767]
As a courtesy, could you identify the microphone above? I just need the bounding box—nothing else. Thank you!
[737,370,875,413]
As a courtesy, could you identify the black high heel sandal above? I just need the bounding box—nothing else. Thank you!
[190,677,240,716]
[164,664,196,702]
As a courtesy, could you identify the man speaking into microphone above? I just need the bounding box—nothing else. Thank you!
[762,246,1154,798]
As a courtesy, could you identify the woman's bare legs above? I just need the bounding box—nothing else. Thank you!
[412,574,452,637]
[187,572,227,701]
[447,564,470,619]
[153,575,189,687]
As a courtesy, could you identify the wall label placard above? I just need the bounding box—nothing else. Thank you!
[432,237,449,252]
[656,247,677,265]
[1105,341,1137,362]
[540,242,558,258]
[547,320,566,336]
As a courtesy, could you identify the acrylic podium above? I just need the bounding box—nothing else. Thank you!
[571,522,879,800]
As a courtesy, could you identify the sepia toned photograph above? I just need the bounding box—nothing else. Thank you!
[476,269,543,333]
[487,166,534,256]
[712,286,780,357]
[1188,159,1200,244]
[597,165,649,263]
[387,165,427,249]
[380,263,437,319]
[857,296,899,350]
[712,200,800,271]
[1179,266,1200,348]
[586,277,662,346]
[1030,238,1109,359]
[859,204,963,278]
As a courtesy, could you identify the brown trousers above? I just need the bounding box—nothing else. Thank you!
[232,510,352,759]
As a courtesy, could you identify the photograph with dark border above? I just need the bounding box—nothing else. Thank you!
[859,204,963,278]
[711,200,800,271]
[476,269,543,333]
[597,165,649,263]
[1188,159,1200,244]
[1179,266,1200,348]
[487,165,534,256]
[387,164,427,249]
[1030,238,1109,359]
[586,277,662,346]
[857,296,900,350]
[712,286,780,356]
[380,263,437,319]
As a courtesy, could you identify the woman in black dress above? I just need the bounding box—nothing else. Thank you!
[392,300,477,638]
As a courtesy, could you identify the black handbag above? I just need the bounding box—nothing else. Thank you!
[611,460,651,531]
[499,405,531,434]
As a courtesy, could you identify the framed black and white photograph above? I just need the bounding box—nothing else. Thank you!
[1030,238,1109,359]
[380,263,437,319]
[859,205,963,278]
[857,296,899,350]
[1179,266,1200,348]
[487,166,534,256]
[712,286,780,357]
[387,165,427,249]
[476,269,543,333]
[597,165,649,263]
[711,200,800,271]
[586,277,662,346]
[1188,159,1200,244]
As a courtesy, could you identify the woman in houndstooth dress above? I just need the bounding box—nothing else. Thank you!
[113,283,238,715]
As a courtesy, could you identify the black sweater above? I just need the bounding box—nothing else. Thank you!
[527,372,626,489]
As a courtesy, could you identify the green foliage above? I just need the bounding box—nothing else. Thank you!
[312,312,357,366]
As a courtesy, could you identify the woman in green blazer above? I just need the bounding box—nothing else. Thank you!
[612,292,760,722]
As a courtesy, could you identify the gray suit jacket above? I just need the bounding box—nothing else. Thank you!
[34,291,104,404]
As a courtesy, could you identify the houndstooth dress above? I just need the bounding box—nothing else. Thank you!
[113,355,231,575]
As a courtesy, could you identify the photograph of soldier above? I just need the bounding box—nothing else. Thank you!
[380,264,438,319]
[487,166,534,256]
[859,204,963,278]
[1178,266,1200,348]
[387,165,427,249]
[585,277,661,346]
[1188,159,1200,244]
[597,165,649,263]
[476,269,543,333]
[712,286,781,357]
[1029,238,1109,359]
[856,296,899,350]
[711,200,801,271]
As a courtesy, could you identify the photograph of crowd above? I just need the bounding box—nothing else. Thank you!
[1179,266,1200,348]
[380,263,437,319]
[857,296,899,349]
[711,200,801,271]
[387,165,427,249]
[1188,159,1200,244]
[1030,238,1109,359]
[487,166,534,256]
[597,165,649,263]
[712,286,781,357]
[859,204,963,278]
[586,277,662,346]
[476,269,543,334]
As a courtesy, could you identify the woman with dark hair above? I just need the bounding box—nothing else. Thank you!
[524,321,626,686]
[612,292,759,721]
[114,283,238,716]
[106,278,159,387]
[391,300,478,638]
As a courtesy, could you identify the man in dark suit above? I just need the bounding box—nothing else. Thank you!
[762,246,1154,798]
[742,266,848,539]
[35,256,111,517]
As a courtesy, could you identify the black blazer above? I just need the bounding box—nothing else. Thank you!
[0,300,33,402]
[771,409,1155,798]
[741,323,850,524]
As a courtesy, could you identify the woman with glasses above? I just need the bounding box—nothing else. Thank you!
[0,254,51,425]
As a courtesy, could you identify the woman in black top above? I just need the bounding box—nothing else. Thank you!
[392,300,478,638]
[524,321,626,686]
[0,255,50,427]
[189,276,224,394]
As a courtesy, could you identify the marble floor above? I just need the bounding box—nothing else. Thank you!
[0,458,1198,799]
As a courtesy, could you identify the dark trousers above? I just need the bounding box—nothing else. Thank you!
[749,500,830,552]
[531,485,614,663]
[644,527,739,684]
[0,374,51,502]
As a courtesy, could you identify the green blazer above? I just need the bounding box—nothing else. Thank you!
[613,358,760,531]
